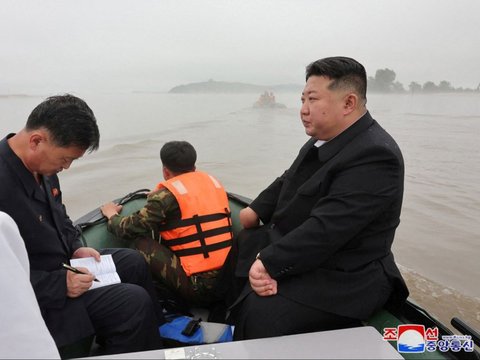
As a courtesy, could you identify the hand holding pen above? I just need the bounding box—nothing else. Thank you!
[62,263,100,282]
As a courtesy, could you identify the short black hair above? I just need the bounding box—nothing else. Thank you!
[305,56,367,102]
[26,94,100,152]
[160,141,197,173]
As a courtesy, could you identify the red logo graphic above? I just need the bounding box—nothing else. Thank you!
[397,324,426,353]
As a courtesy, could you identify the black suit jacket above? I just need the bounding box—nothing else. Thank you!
[0,135,94,346]
[238,112,408,320]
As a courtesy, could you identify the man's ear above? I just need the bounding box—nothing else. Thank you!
[163,166,172,180]
[343,93,358,115]
[29,132,43,150]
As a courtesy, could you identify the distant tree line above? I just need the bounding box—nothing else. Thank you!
[368,68,480,94]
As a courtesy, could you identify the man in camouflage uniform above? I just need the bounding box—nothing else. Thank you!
[101,141,232,310]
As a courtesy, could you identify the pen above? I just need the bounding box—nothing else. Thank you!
[62,263,100,282]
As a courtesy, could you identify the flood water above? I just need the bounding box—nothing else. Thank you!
[2,91,479,332]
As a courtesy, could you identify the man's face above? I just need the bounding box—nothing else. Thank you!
[31,132,85,176]
[300,75,348,141]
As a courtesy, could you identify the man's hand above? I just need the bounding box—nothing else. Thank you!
[239,206,260,229]
[72,247,101,261]
[65,266,95,298]
[249,259,277,296]
[100,202,122,220]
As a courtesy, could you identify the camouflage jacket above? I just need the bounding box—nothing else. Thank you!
[108,187,181,240]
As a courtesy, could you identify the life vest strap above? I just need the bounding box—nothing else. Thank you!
[158,212,231,232]
[166,226,232,247]
[192,214,209,258]
[161,209,233,259]
[174,239,233,258]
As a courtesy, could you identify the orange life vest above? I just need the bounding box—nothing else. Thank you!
[155,171,232,276]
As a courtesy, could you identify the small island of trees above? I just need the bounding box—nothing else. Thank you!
[368,68,479,93]
[167,71,479,95]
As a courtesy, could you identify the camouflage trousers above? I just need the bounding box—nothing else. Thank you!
[134,236,221,307]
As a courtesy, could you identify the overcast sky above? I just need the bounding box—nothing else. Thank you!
[1,0,479,94]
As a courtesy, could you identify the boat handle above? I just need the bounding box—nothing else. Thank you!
[451,317,480,346]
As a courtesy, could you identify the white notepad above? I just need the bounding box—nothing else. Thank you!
[70,254,121,290]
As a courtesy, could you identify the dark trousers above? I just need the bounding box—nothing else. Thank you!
[232,291,362,340]
[82,248,164,355]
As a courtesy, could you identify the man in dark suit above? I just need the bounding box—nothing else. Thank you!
[231,57,409,339]
[0,95,164,355]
